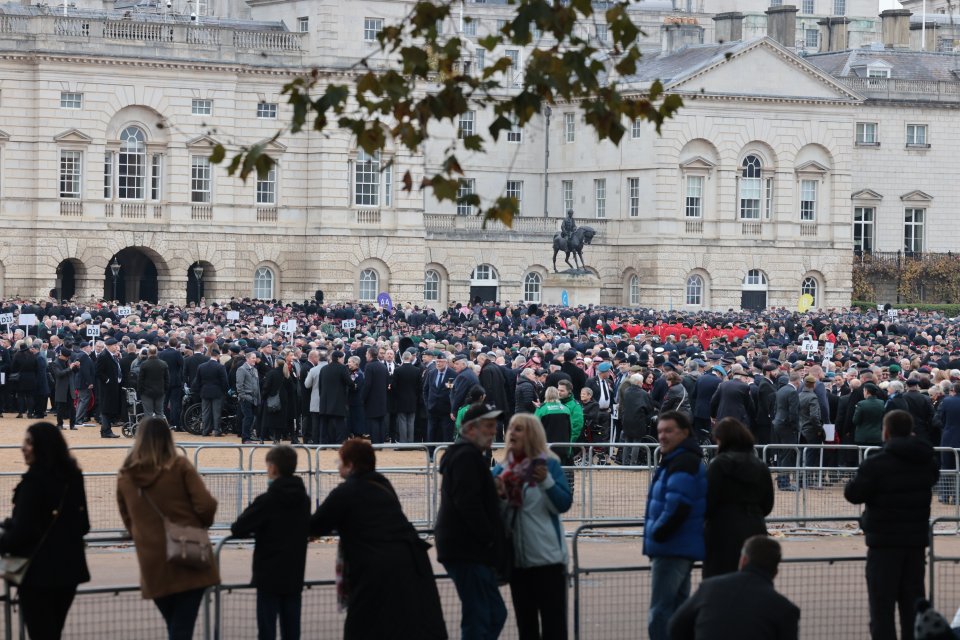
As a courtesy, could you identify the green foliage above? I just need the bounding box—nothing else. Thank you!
[213,0,683,226]
[852,301,960,316]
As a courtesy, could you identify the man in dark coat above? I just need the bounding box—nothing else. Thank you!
[514,368,541,415]
[136,346,169,419]
[436,403,505,640]
[560,349,588,397]
[478,354,509,436]
[449,354,480,418]
[183,345,207,389]
[51,348,75,429]
[772,371,800,490]
[710,370,756,429]
[230,445,310,640]
[94,338,122,438]
[159,337,185,430]
[193,347,229,437]
[424,355,456,442]
[71,342,96,426]
[903,377,936,444]
[751,365,778,445]
[845,410,939,640]
[392,352,421,443]
[362,350,389,444]
[316,351,354,444]
[668,536,799,640]
[692,366,723,433]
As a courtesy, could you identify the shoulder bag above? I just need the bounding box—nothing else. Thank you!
[1,486,68,585]
[266,391,282,413]
[140,486,212,570]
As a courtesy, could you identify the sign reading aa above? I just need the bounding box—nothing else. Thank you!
[341,319,356,330]
[118,307,132,317]
[561,290,569,307]
[377,293,393,312]
[86,325,101,337]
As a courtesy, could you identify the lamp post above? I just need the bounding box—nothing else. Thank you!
[110,256,120,302]
[192,263,204,301]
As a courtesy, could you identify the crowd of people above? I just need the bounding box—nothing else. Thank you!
[4,295,960,638]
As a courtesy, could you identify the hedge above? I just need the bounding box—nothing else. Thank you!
[851,300,960,316]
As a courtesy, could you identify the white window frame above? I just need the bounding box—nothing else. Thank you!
[507,115,523,143]
[801,276,818,307]
[364,17,383,42]
[424,270,440,302]
[59,150,83,199]
[628,275,640,305]
[464,17,477,36]
[856,122,878,145]
[150,153,162,202]
[458,111,475,139]
[738,155,762,220]
[686,274,703,306]
[191,99,212,116]
[906,124,928,146]
[354,149,381,207]
[457,178,475,216]
[562,180,573,214]
[904,208,925,254]
[685,175,703,218]
[359,268,379,302]
[564,112,575,143]
[117,126,146,201]
[802,0,814,13]
[800,179,817,221]
[298,16,309,33]
[628,177,640,218]
[805,28,818,48]
[253,267,274,300]
[103,151,113,199]
[190,155,212,204]
[744,269,768,289]
[60,92,82,109]
[257,165,277,205]
[595,24,608,43]
[631,119,642,139]
[257,102,278,119]
[506,180,523,216]
[853,206,875,254]
[476,49,485,73]
[523,272,542,303]
[505,49,522,86]
[594,178,606,219]
[833,0,845,14]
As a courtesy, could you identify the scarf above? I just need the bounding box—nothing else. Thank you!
[499,451,547,508]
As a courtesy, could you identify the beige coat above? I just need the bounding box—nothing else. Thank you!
[117,455,220,599]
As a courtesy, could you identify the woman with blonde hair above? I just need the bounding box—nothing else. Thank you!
[493,414,572,640]
[117,417,219,640]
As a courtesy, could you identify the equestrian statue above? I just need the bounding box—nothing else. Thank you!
[552,210,597,273]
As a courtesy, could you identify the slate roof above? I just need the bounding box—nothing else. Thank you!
[623,40,747,85]
[805,48,960,82]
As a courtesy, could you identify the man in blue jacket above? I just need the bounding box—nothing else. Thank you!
[644,410,708,640]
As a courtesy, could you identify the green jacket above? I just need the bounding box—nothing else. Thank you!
[561,396,584,441]
[852,397,885,445]
[454,403,470,441]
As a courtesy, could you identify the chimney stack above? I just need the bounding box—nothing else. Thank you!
[818,17,850,52]
[766,5,799,49]
[910,19,939,52]
[880,9,912,49]
[713,12,744,43]
[660,22,704,54]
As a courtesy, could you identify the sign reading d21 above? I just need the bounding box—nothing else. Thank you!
[561,290,569,307]
[377,292,393,312]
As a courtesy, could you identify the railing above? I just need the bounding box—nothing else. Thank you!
[104,203,113,218]
[0,16,27,35]
[840,76,960,102]
[800,221,817,237]
[232,30,303,51]
[104,20,174,43]
[684,219,703,234]
[256,207,278,222]
[119,203,146,219]
[54,17,91,37]
[59,201,83,217]
[153,205,164,219]
[192,205,214,221]
[741,220,761,235]
[187,26,222,46]
[355,208,381,224]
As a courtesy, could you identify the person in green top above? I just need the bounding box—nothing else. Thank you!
[454,385,487,441]
[853,383,885,446]
[558,380,584,442]
[536,386,579,491]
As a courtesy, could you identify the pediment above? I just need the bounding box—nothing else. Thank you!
[263,139,287,152]
[668,38,862,103]
[679,156,716,170]
[795,160,830,173]
[851,189,883,201]
[0,129,10,142]
[185,134,222,148]
[54,129,92,144]
[901,190,933,202]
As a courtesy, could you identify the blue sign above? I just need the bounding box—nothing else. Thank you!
[377,292,393,311]
[561,290,569,307]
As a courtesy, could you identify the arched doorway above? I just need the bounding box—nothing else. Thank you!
[186,261,214,305]
[741,269,768,311]
[104,247,161,303]
[55,259,84,301]
[470,264,499,303]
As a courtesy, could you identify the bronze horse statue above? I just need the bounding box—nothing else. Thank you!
[552,226,596,272]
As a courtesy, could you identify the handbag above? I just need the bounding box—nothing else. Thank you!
[266,391,282,414]
[140,487,213,570]
[1,487,68,585]
[495,507,518,586]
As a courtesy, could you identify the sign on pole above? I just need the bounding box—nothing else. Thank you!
[18,314,37,327]
[226,311,240,321]
[823,342,835,359]
[376,292,393,312]
[0,313,13,327]
[887,308,899,319]
[86,325,101,338]
[341,319,356,330]
[118,306,132,317]
[262,316,275,326]
[801,339,818,354]
[281,320,297,334]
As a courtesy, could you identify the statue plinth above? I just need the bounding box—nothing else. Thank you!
[542,271,601,307]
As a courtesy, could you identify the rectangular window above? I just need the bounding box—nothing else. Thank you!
[464,18,477,36]
[496,19,508,32]
[476,49,485,72]
[564,112,575,143]
[631,119,643,139]
[594,178,606,219]
[298,16,309,33]
[685,175,703,218]
[596,24,608,42]
[190,155,211,204]
[507,115,523,143]
[740,176,761,220]
[506,180,523,216]
[257,166,277,205]
[103,151,113,199]
[384,162,392,207]
[457,178,475,216]
[257,102,278,119]
[853,206,874,253]
[562,180,573,214]
[907,124,928,146]
[769,0,782,6]
[354,149,380,207]
[856,122,878,144]
[59,150,82,199]
[904,208,925,254]
[191,99,212,116]
[150,153,161,201]
[458,111,475,139]
[764,177,775,219]
[506,49,521,86]
[364,17,383,42]
[628,177,640,217]
[867,68,890,78]
[802,0,814,13]
[805,29,818,48]
[60,92,82,109]
[800,179,817,221]
[833,0,845,14]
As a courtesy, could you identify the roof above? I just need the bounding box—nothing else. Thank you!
[805,48,960,82]
[623,40,746,85]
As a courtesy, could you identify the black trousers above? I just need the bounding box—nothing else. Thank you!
[866,546,925,640]
[19,584,77,640]
[55,400,74,428]
[508,564,568,640]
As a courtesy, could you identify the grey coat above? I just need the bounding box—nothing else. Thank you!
[235,363,261,407]
[303,361,326,413]
[798,389,822,441]
[50,356,73,403]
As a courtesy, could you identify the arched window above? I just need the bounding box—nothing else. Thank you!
[739,155,762,220]
[253,267,274,300]
[686,274,703,306]
[524,272,542,303]
[743,269,768,288]
[801,276,818,307]
[629,275,640,306]
[424,269,440,302]
[359,268,379,302]
[471,264,498,281]
[118,126,146,200]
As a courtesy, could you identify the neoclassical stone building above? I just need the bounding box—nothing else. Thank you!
[0,2,948,309]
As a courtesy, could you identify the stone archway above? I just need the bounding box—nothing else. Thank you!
[104,247,164,303]
[55,258,85,301]
[186,260,216,305]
